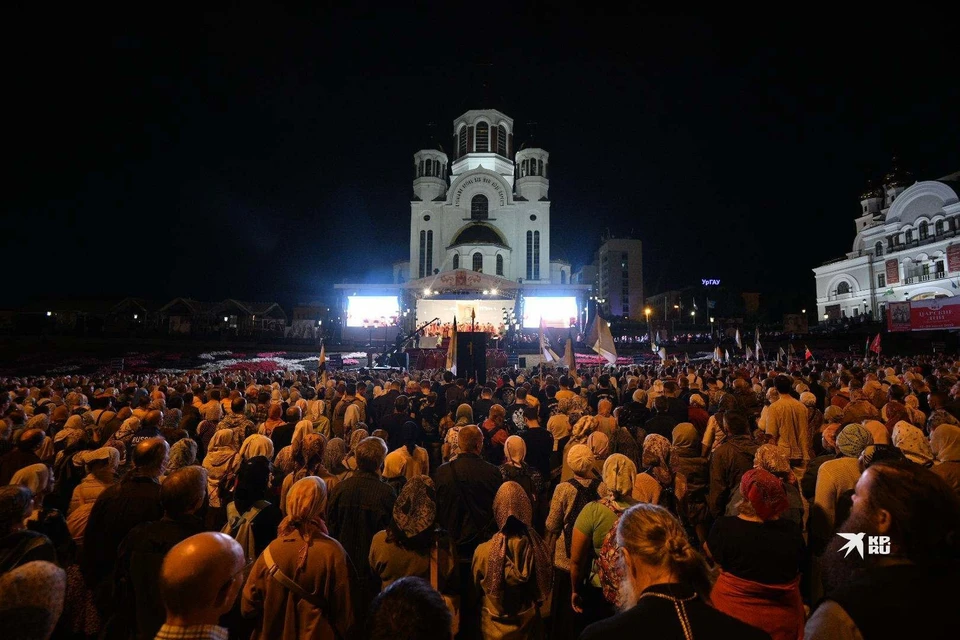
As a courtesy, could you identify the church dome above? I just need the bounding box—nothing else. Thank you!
[449,222,509,248]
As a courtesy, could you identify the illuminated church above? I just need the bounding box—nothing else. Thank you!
[336,108,588,343]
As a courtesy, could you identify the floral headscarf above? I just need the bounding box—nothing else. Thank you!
[481,481,552,601]
[821,423,841,451]
[294,434,327,481]
[892,421,934,466]
[642,434,673,486]
[570,416,598,445]
[602,453,637,499]
[837,424,873,458]
[390,475,437,541]
[167,439,198,473]
[348,429,369,453]
[322,437,347,473]
[277,476,329,574]
[740,468,788,521]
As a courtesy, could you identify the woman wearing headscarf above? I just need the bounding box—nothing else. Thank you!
[561,416,598,482]
[66,448,119,546]
[442,403,474,463]
[201,428,239,529]
[231,456,283,559]
[280,434,339,515]
[164,438,197,475]
[892,421,935,466]
[473,481,553,639]
[931,423,960,495]
[258,404,285,437]
[322,437,348,477]
[239,434,275,462]
[570,454,638,629]
[545,445,606,640]
[725,444,803,525]
[369,476,458,619]
[705,468,806,640]
[670,423,709,542]
[384,422,430,482]
[632,434,673,506]
[10,465,72,566]
[811,423,873,551]
[500,435,545,512]
[0,559,67,640]
[242,476,355,640]
[341,428,369,473]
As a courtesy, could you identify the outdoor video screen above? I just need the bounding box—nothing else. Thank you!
[346,296,400,327]
[522,296,579,328]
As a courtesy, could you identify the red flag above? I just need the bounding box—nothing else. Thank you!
[870,333,881,355]
[804,346,813,361]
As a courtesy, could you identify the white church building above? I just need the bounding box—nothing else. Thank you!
[813,167,960,322]
[336,108,589,343]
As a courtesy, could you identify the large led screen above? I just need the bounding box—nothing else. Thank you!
[346,296,400,327]
[522,297,579,328]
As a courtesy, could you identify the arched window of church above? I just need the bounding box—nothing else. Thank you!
[458,127,467,157]
[875,241,883,257]
[471,194,489,220]
[837,281,850,295]
[538,159,544,176]
[496,254,504,276]
[526,231,533,280]
[905,229,913,244]
[453,254,460,270]
[498,126,507,156]
[475,122,489,152]
[418,160,423,177]
[426,230,433,274]
[472,252,483,272]
[534,231,540,280]
[936,220,944,235]
[419,230,427,278]
[530,159,537,176]
[919,221,929,239]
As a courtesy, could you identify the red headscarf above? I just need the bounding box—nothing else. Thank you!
[740,468,788,521]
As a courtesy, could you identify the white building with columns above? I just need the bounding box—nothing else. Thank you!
[813,167,960,322]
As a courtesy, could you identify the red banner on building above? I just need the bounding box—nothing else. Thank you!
[887,301,912,332]
[948,244,960,273]
[885,259,900,284]
[911,299,960,331]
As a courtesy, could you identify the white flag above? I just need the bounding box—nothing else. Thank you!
[724,349,731,363]
[445,317,458,375]
[735,329,742,349]
[563,335,576,370]
[588,316,618,365]
[745,346,754,360]
[540,317,560,363]
[658,346,668,362]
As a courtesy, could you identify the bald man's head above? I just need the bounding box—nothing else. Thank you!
[159,532,245,625]
[133,437,169,476]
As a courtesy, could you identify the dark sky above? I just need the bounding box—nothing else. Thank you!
[6,7,958,312]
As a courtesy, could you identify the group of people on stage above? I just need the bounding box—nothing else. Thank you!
[0,354,958,640]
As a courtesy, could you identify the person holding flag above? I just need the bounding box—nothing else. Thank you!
[870,333,882,355]
[318,341,327,386]
[445,316,458,374]
[755,326,762,360]
[804,345,814,361]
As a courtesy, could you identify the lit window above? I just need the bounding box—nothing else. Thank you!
[475,122,489,152]
[498,125,507,156]
[458,127,467,157]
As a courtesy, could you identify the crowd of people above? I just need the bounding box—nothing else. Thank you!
[0,355,958,640]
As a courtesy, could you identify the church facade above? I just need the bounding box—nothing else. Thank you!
[395,108,570,285]
[813,167,960,322]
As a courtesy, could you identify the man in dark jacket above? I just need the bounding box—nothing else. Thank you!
[269,406,299,454]
[370,381,400,428]
[707,411,760,517]
[82,438,168,614]
[113,466,208,640]
[589,375,618,412]
[434,425,502,559]
[380,395,411,451]
[327,436,396,608]
[645,397,678,439]
[472,387,494,426]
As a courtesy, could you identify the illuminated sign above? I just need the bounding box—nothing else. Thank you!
[701,279,721,286]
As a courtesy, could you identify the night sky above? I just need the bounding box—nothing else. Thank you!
[7,7,958,314]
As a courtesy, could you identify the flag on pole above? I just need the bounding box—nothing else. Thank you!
[587,316,618,365]
[445,317,458,374]
[714,346,723,362]
[563,333,576,370]
[684,352,690,364]
[724,349,731,363]
[865,336,871,358]
[735,329,742,349]
[870,333,881,355]
[755,327,762,360]
[540,318,560,363]
[745,346,754,360]
[658,346,668,362]
[318,342,327,386]
[788,344,796,357]
[804,345,813,361]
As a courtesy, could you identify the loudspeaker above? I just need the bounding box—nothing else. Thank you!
[456,332,487,385]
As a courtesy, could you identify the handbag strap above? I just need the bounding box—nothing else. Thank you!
[430,541,439,591]
[263,546,328,611]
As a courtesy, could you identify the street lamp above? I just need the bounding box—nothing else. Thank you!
[823,313,829,320]
[644,307,651,323]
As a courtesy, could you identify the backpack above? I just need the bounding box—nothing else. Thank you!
[564,478,601,556]
[222,499,270,562]
[217,460,240,506]
[596,496,628,608]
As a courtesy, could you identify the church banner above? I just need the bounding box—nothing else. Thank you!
[948,244,960,273]
[887,299,960,332]
[885,259,900,285]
